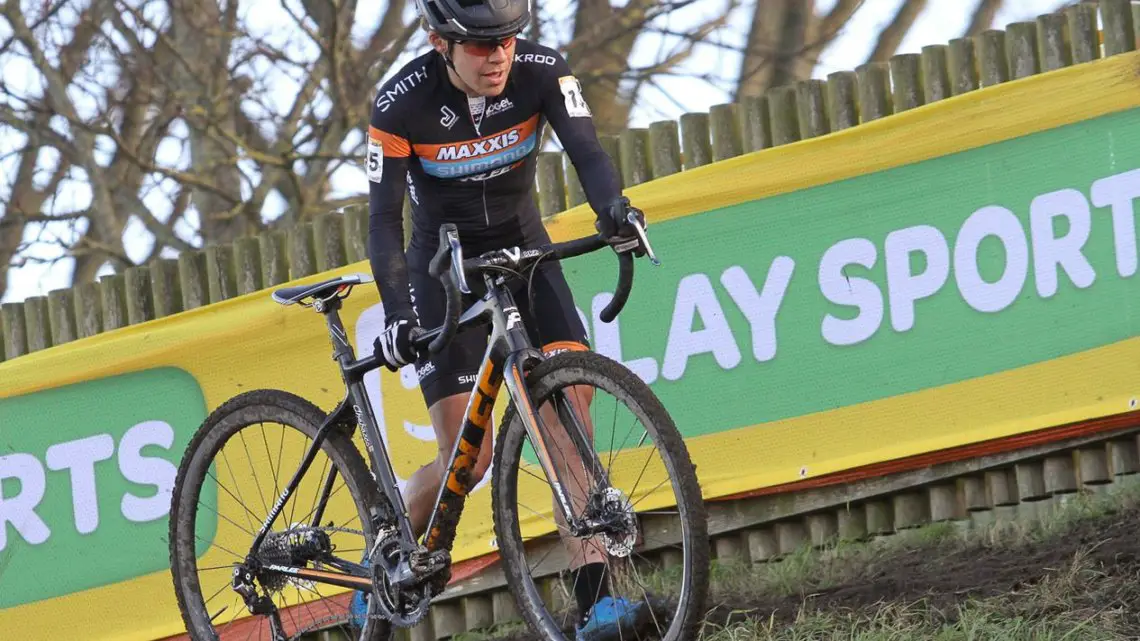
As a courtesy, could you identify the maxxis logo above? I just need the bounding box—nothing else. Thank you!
[435,129,522,161]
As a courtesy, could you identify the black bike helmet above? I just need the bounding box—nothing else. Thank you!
[416,0,529,40]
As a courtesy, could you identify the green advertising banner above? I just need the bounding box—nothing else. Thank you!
[560,106,1140,439]
[0,368,212,609]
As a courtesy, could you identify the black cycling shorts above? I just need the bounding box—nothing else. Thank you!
[407,258,590,407]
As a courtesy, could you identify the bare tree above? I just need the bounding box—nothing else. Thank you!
[0,0,1073,303]
[0,0,742,300]
[0,0,418,300]
[728,0,1076,104]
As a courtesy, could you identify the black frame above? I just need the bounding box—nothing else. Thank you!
[244,222,654,596]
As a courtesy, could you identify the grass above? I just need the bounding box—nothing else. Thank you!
[467,476,1140,641]
[687,479,1140,640]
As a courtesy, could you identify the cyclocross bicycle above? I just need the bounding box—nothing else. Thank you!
[168,217,710,641]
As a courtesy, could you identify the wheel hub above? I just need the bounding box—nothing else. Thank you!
[597,487,638,557]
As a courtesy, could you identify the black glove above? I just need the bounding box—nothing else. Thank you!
[374,312,418,372]
[595,196,646,240]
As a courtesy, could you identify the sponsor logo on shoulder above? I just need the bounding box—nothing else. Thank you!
[375,64,429,112]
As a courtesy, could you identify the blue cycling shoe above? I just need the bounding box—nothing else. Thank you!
[575,595,652,641]
[349,557,370,628]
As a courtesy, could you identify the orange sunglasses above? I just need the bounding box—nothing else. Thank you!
[452,35,516,56]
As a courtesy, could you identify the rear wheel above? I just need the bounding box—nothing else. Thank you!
[169,389,394,641]
[491,350,709,641]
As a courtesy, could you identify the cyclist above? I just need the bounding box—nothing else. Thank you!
[358,0,648,639]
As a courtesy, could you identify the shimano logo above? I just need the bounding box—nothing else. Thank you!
[436,129,521,160]
[485,98,514,117]
[457,374,479,385]
[514,53,556,66]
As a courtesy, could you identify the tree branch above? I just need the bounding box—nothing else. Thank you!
[865,0,928,63]
[963,0,1004,37]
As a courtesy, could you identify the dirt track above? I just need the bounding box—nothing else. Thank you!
[700,499,1140,635]
[487,494,1140,640]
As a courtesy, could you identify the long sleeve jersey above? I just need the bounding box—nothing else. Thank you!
[366,39,622,322]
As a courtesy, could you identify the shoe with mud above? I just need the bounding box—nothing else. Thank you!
[575,596,651,641]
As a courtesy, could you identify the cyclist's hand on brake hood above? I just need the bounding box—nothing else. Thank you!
[595,196,646,249]
[375,312,418,372]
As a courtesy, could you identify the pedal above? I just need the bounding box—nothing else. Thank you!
[409,548,451,594]
[410,548,450,575]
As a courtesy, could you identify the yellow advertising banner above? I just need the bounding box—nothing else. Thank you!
[5,49,1140,641]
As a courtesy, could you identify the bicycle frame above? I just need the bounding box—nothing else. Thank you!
[248,269,607,593]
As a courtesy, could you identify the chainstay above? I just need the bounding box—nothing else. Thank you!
[251,524,374,640]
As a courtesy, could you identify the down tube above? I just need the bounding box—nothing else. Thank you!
[347,380,416,543]
[423,351,505,554]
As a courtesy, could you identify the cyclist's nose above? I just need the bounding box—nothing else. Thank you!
[487,44,508,63]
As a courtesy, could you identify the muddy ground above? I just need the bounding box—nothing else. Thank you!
[485,491,1140,640]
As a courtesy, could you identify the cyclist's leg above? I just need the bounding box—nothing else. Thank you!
[402,268,495,538]
[518,261,644,634]
[354,268,492,625]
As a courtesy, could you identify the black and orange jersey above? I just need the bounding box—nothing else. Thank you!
[366,39,622,321]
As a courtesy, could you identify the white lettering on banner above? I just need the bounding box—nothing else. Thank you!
[819,238,884,346]
[45,435,114,535]
[118,421,178,523]
[662,273,742,381]
[720,259,795,362]
[1030,188,1096,298]
[954,205,1028,313]
[885,225,950,333]
[1091,168,1140,278]
[811,168,1140,345]
[0,422,178,551]
[589,292,658,384]
[344,166,1140,449]
[0,453,51,550]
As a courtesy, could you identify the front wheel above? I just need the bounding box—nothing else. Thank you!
[491,350,709,641]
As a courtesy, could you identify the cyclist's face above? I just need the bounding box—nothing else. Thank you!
[432,32,516,97]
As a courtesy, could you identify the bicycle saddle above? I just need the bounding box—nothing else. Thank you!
[271,273,374,305]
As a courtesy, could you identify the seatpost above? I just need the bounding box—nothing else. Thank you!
[315,294,356,364]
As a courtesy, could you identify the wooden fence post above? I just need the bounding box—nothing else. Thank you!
[2,302,28,359]
[856,62,892,122]
[234,237,264,295]
[1037,13,1073,71]
[794,81,829,139]
[124,265,155,325]
[100,274,128,331]
[1006,22,1041,80]
[1067,3,1101,64]
[978,29,1011,86]
[920,44,951,103]
[826,71,859,131]
[48,288,78,346]
[648,120,682,177]
[679,113,712,169]
[766,85,800,146]
[889,53,924,112]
